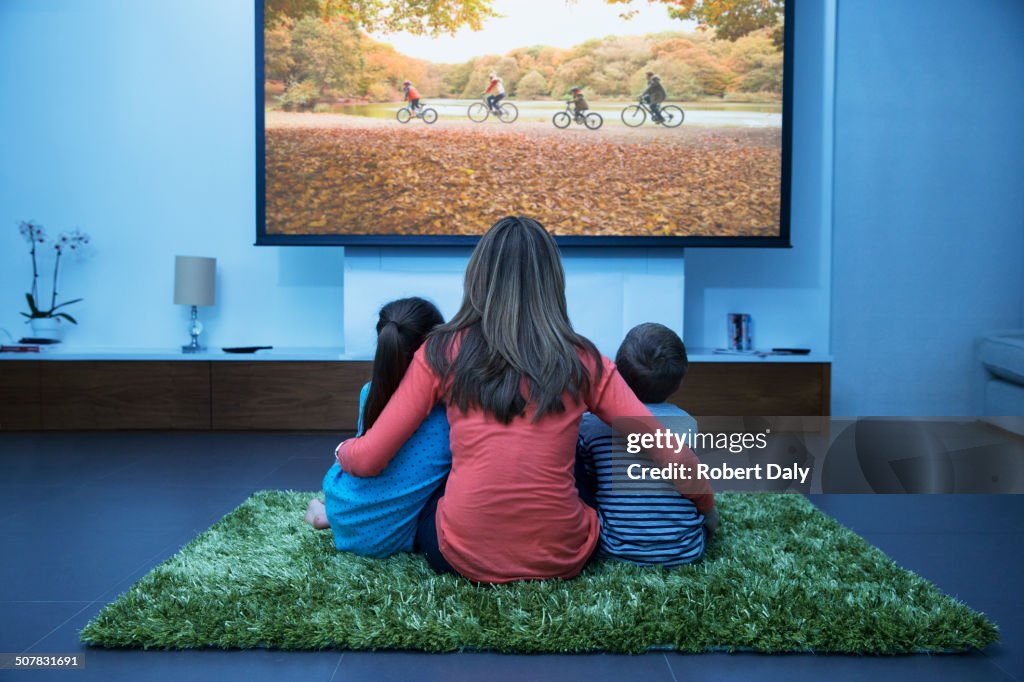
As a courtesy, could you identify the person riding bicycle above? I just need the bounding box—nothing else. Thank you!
[570,86,589,122]
[403,80,422,113]
[641,72,666,123]
[484,72,506,113]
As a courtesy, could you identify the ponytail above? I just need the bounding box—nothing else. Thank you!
[362,298,444,431]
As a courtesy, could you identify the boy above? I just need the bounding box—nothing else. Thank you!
[484,72,506,112]
[641,71,666,122]
[402,80,421,113]
[577,322,717,566]
[570,86,589,122]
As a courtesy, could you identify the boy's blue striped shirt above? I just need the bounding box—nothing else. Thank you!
[577,402,705,566]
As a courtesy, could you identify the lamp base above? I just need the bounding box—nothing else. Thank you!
[181,304,205,354]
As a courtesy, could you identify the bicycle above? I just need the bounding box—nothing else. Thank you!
[396,103,438,124]
[620,98,684,128]
[552,101,603,130]
[467,97,519,124]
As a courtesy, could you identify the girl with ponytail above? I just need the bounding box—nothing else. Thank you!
[304,297,451,558]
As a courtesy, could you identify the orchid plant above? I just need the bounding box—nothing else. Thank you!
[18,220,91,324]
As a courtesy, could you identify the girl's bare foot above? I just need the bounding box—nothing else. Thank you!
[304,498,330,530]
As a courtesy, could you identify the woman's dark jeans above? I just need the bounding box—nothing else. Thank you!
[414,478,456,574]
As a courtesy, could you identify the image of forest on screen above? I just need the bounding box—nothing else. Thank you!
[263,0,785,238]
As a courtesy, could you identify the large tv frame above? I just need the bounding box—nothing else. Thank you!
[255,0,794,248]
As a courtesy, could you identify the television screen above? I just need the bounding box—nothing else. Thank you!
[257,0,791,245]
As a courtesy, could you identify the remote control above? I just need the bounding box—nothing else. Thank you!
[222,346,273,354]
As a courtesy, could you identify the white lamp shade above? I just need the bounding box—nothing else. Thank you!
[174,255,216,306]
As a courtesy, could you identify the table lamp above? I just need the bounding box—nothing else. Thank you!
[174,255,216,353]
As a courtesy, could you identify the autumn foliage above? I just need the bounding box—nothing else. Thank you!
[266,22,783,106]
[265,118,780,237]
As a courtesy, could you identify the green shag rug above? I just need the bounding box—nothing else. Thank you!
[80,491,997,654]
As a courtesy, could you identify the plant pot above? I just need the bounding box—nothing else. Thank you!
[29,317,67,342]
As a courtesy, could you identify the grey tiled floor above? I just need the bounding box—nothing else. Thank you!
[0,432,1019,681]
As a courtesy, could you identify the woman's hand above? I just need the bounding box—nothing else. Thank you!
[334,439,352,467]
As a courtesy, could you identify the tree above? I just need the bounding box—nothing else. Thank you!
[275,79,320,110]
[290,15,363,96]
[737,58,781,93]
[515,70,549,99]
[265,0,499,36]
[725,30,782,93]
[550,56,596,98]
[583,35,649,96]
[264,21,295,82]
[652,38,735,97]
[441,60,475,97]
[606,0,784,47]
[265,0,318,28]
[361,37,429,95]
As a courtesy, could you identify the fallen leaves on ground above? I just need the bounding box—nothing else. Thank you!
[265,123,781,237]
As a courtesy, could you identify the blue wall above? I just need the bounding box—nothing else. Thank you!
[0,0,345,350]
[830,0,1024,415]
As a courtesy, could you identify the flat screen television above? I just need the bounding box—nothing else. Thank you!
[257,0,792,246]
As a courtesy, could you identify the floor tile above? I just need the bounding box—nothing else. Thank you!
[0,484,252,534]
[338,650,675,682]
[255,454,332,491]
[0,484,82,523]
[21,600,343,682]
[19,648,344,682]
[808,495,1024,535]
[0,528,186,602]
[857,531,1024,609]
[0,601,91,653]
[0,434,144,487]
[91,451,289,491]
[663,651,1010,682]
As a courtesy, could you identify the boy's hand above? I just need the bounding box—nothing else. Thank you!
[704,507,720,538]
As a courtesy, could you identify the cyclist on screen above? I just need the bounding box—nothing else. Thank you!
[403,80,422,113]
[641,72,666,123]
[484,72,506,113]
[570,86,589,122]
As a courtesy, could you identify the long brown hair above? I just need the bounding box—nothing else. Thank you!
[426,216,601,424]
[363,297,444,431]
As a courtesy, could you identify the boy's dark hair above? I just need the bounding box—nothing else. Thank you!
[615,322,688,404]
[363,297,444,432]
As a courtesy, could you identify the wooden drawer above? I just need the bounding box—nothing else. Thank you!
[38,361,209,430]
[673,362,830,416]
[0,361,42,430]
[211,361,372,430]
